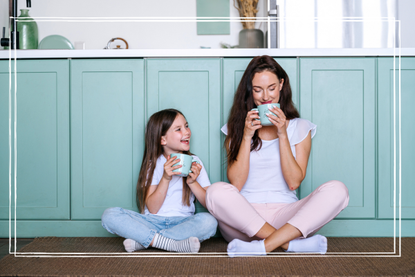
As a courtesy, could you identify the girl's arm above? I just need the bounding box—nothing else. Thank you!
[145,156,182,214]
[227,110,261,191]
[267,106,311,191]
[145,178,169,214]
[186,162,209,208]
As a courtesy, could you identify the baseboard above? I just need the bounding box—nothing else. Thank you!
[0,219,414,238]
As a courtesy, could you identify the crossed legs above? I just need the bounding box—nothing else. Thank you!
[206,181,349,256]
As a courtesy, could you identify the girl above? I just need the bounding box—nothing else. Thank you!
[206,55,349,257]
[102,109,218,253]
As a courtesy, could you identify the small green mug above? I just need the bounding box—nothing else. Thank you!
[252,103,280,126]
[170,153,199,177]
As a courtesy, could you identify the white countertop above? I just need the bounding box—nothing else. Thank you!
[1,48,414,59]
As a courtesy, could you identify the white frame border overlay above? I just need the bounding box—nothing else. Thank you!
[7,16,402,258]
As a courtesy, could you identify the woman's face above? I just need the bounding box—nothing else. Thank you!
[252,70,284,106]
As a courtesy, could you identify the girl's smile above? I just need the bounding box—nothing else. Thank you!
[181,138,190,145]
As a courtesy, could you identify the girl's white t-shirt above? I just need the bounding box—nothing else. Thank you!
[221,118,317,204]
[144,154,211,217]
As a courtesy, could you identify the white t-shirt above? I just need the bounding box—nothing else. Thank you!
[144,154,211,217]
[221,118,317,204]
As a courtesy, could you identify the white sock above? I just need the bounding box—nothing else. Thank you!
[152,233,200,253]
[286,235,328,254]
[123,238,145,252]
[227,239,266,258]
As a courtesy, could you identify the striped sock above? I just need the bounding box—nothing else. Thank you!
[152,233,200,253]
[123,238,145,252]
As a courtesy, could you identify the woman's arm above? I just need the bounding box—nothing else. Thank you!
[227,136,251,191]
[279,131,311,190]
[227,110,261,191]
[267,106,311,191]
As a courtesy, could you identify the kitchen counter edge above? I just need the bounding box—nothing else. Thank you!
[1,48,414,59]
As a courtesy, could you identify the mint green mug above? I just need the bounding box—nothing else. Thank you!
[170,153,199,177]
[252,103,280,126]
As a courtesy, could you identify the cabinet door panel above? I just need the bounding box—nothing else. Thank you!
[147,59,221,183]
[0,60,70,220]
[71,59,144,219]
[300,58,376,218]
[378,57,415,219]
[0,61,9,219]
[146,59,221,212]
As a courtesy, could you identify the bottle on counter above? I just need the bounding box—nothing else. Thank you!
[17,9,38,49]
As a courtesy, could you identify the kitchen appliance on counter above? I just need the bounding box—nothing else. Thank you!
[269,0,398,48]
[104,37,129,49]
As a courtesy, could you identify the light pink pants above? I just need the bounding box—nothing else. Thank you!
[206,180,349,242]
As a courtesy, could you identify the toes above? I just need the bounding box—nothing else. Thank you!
[227,239,238,257]
[189,237,200,253]
[318,235,328,254]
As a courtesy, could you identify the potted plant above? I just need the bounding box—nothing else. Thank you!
[234,0,264,48]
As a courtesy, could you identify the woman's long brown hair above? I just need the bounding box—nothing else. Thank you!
[225,55,300,165]
[136,109,192,213]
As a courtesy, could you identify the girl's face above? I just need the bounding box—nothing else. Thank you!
[252,70,284,106]
[161,114,191,155]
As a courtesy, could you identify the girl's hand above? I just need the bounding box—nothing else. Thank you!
[243,110,262,139]
[267,106,288,136]
[186,162,202,185]
[162,156,182,181]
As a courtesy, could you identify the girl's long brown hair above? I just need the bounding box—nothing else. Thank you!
[225,55,300,165]
[136,109,192,213]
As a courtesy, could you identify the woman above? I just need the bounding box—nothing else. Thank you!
[206,55,349,257]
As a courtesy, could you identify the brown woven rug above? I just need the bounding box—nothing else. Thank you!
[0,237,414,276]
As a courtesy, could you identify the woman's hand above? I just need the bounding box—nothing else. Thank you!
[243,110,262,139]
[162,156,182,181]
[186,162,202,185]
[267,106,288,136]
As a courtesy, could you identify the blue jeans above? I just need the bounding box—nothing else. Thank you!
[101,207,218,248]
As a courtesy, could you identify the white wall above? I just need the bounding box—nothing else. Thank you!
[1,0,268,49]
[398,0,415,48]
[1,0,414,49]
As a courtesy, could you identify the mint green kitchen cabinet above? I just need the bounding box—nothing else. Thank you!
[0,60,11,222]
[1,56,414,238]
[378,57,415,219]
[146,59,221,213]
[0,60,70,224]
[70,59,145,219]
[299,58,376,219]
